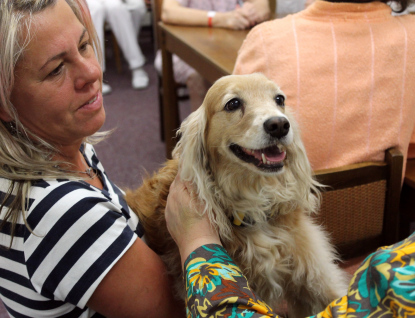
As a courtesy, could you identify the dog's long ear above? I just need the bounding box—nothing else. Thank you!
[172,106,209,184]
[172,106,225,234]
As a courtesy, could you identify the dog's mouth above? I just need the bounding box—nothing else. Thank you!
[229,143,286,172]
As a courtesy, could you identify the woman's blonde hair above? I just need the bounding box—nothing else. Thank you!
[0,0,106,247]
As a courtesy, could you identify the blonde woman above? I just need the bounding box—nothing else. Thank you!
[0,0,185,316]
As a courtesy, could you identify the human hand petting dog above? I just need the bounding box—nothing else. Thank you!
[165,172,221,267]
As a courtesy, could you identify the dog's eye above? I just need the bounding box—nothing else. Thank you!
[275,95,285,107]
[225,98,242,112]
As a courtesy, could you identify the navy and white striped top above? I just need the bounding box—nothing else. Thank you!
[0,144,143,318]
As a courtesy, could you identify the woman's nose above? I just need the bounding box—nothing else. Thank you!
[74,56,102,90]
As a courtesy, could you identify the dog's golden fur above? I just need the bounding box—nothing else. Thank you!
[125,73,348,317]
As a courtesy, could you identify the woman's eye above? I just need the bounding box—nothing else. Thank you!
[275,94,285,107]
[48,63,64,77]
[225,98,242,112]
[79,41,90,52]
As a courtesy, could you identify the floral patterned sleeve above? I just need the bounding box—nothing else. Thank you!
[184,233,415,318]
[183,244,277,317]
[310,232,415,318]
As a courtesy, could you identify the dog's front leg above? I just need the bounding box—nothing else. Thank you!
[284,213,349,318]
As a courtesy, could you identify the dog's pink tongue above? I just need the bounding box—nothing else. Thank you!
[251,147,286,163]
[264,147,286,162]
[265,151,286,162]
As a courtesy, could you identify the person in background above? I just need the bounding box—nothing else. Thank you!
[0,0,185,316]
[233,0,415,174]
[165,173,415,317]
[154,0,271,112]
[86,0,149,95]
[276,0,307,15]
[387,0,415,159]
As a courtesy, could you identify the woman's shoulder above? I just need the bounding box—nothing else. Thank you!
[395,12,415,28]
[239,16,293,53]
[248,15,294,38]
[26,172,141,239]
[26,179,110,227]
[30,179,97,205]
[0,175,95,205]
[24,177,140,243]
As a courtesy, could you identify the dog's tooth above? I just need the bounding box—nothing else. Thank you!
[262,153,266,164]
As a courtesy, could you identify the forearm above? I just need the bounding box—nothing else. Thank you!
[179,235,222,268]
[161,2,211,26]
[165,176,276,316]
[162,7,240,29]
[161,0,249,29]
[184,244,277,317]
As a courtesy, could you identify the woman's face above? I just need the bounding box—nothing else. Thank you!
[7,0,105,149]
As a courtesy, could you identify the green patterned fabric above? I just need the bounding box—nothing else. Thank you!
[184,233,415,317]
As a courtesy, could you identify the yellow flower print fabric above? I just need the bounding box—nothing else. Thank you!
[314,233,415,318]
[184,234,415,318]
[184,244,275,317]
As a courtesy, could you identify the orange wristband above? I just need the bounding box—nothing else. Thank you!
[207,11,216,27]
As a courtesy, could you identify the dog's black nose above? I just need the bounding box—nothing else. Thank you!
[264,117,290,138]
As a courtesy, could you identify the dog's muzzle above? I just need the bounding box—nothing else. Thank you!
[229,143,286,173]
[229,116,290,173]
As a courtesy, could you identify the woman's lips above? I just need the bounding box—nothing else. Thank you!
[85,94,98,105]
[79,92,101,111]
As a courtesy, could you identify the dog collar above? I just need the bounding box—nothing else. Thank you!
[232,212,246,226]
[231,212,258,227]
